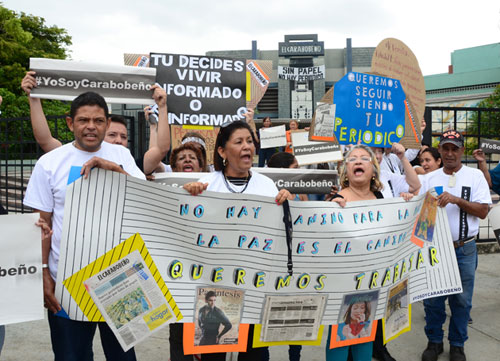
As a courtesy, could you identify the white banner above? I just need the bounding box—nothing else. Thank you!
[55,170,461,325]
[259,125,287,149]
[278,65,325,81]
[0,213,44,325]
[291,131,343,165]
[30,58,156,104]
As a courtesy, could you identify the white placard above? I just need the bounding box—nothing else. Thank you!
[0,213,44,325]
[291,131,343,165]
[259,125,287,149]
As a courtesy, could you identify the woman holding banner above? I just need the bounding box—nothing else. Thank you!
[184,120,291,361]
[326,144,384,361]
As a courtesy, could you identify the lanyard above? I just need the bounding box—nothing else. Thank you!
[282,200,294,276]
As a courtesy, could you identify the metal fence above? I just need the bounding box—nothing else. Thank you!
[0,114,136,213]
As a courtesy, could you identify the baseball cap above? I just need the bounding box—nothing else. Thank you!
[439,130,464,147]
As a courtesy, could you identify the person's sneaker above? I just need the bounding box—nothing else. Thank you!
[421,342,444,361]
[449,346,466,361]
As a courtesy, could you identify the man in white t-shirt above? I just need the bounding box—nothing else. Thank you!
[24,91,145,361]
[419,130,491,361]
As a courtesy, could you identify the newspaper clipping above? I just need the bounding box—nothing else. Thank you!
[84,250,175,351]
[194,286,245,346]
[260,295,327,342]
[384,279,410,341]
[312,103,336,139]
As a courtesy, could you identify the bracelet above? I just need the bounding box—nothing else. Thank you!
[42,264,49,269]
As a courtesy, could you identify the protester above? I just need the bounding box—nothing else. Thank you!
[170,143,205,172]
[184,120,291,361]
[326,144,384,361]
[372,143,421,200]
[472,148,500,194]
[285,119,299,153]
[417,147,442,174]
[419,130,491,361]
[21,71,162,158]
[257,116,278,167]
[23,91,145,361]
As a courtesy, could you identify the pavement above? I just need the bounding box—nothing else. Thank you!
[2,251,500,361]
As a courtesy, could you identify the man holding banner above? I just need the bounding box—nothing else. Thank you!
[23,91,145,361]
[419,130,491,361]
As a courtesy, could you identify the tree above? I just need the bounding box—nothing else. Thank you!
[465,85,500,154]
[0,3,72,117]
[0,4,73,157]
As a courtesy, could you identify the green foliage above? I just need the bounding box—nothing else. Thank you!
[0,3,72,117]
[466,85,500,154]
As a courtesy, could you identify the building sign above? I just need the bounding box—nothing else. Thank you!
[278,41,325,57]
[278,65,325,81]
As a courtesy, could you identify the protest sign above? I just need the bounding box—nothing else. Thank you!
[480,138,500,154]
[170,125,219,165]
[259,125,287,149]
[488,205,500,245]
[0,213,44,325]
[29,58,156,104]
[371,38,426,124]
[333,72,406,147]
[310,103,336,142]
[292,131,343,166]
[56,169,462,329]
[153,167,338,195]
[278,65,325,81]
[382,279,411,343]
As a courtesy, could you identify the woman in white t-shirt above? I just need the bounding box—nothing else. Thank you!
[184,120,291,361]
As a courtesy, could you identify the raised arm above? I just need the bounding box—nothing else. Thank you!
[244,108,259,144]
[473,149,492,188]
[392,142,421,194]
[143,85,170,175]
[22,72,62,152]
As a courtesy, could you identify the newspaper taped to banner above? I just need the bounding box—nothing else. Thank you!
[260,294,327,342]
[56,169,462,325]
[194,286,244,346]
[383,278,411,343]
[29,58,156,104]
[292,131,343,165]
[0,213,44,325]
[152,167,338,194]
[260,125,287,149]
[84,250,176,351]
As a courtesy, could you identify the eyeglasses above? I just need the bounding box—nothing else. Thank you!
[345,156,372,163]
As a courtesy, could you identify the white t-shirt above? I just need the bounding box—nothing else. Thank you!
[380,153,403,174]
[380,170,410,199]
[199,170,279,197]
[24,142,145,278]
[419,166,491,241]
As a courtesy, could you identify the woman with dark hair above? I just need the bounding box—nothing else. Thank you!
[170,143,205,173]
[267,152,308,202]
[184,120,291,361]
[417,147,442,174]
[258,117,278,167]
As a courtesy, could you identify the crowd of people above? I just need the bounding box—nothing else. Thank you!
[0,72,497,361]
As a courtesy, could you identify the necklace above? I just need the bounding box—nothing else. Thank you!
[223,171,251,193]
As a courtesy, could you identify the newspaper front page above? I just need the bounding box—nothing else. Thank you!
[84,250,175,351]
[260,295,327,342]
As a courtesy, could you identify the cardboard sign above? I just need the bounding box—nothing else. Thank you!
[259,125,287,149]
[371,38,425,131]
[170,125,219,165]
[333,72,406,147]
[56,169,462,326]
[292,131,343,165]
[30,58,156,104]
[480,138,500,154]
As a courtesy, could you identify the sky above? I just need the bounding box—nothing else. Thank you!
[3,0,500,76]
